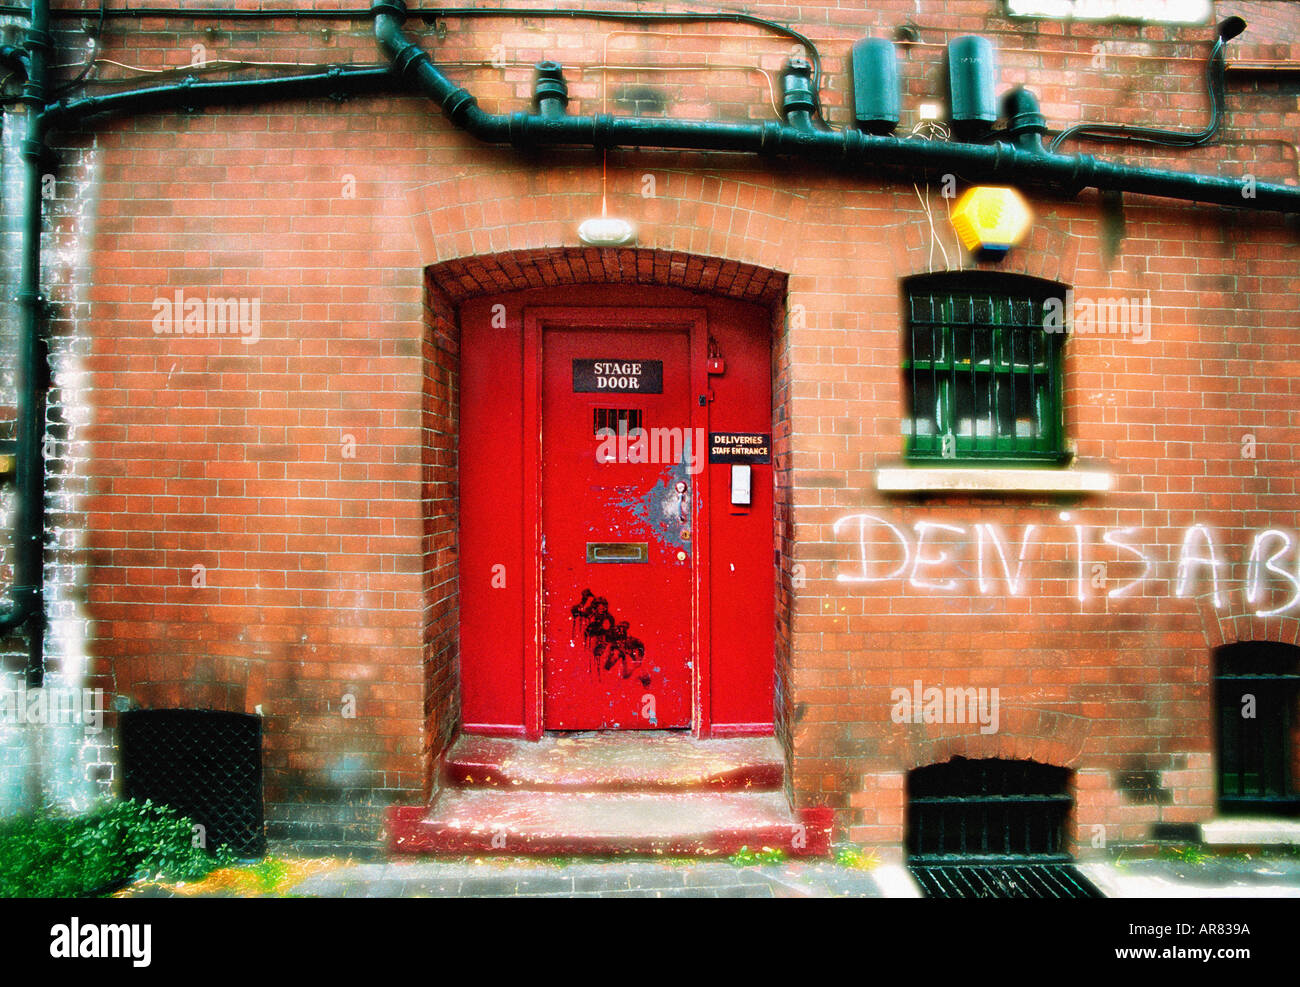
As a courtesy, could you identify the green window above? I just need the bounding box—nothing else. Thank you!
[903,273,1066,464]
[1214,642,1300,817]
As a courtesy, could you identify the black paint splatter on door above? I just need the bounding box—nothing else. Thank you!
[569,588,651,688]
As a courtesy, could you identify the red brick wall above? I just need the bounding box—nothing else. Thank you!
[420,278,460,800]
[0,0,1296,849]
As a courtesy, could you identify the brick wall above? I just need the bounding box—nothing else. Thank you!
[0,0,1295,852]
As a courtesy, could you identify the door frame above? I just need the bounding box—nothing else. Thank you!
[522,305,712,738]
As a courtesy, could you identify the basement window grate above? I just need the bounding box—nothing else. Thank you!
[1214,642,1300,816]
[121,708,266,857]
[594,407,643,437]
[907,757,1102,898]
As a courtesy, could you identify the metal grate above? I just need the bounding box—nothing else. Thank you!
[904,274,1066,463]
[911,862,1103,899]
[593,407,643,437]
[908,757,1072,858]
[1214,642,1300,816]
[121,709,266,857]
[907,757,1101,898]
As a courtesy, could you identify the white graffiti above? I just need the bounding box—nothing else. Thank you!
[833,513,1300,617]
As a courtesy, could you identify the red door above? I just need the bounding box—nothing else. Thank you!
[541,326,695,729]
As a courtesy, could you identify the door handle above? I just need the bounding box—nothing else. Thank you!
[586,542,649,564]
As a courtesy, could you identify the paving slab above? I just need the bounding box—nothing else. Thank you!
[288,858,889,898]
[1079,858,1300,898]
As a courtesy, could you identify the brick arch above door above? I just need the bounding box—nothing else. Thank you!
[426,246,788,308]
[406,165,811,278]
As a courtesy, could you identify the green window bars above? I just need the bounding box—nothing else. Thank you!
[1214,642,1300,817]
[903,273,1067,465]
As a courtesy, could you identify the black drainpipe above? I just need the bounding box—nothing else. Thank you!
[3,3,399,685]
[371,0,1300,215]
[2,0,50,686]
[43,65,399,127]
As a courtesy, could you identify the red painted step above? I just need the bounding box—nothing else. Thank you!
[387,790,832,858]
[442,732,784,791]
[386,732,831,857]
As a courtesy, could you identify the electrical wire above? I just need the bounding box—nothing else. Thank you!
[601,30,783,120]
[10,4,825,109]
[943,191,963,272]
[909,118,956,273]
[50,0,105,97]
[1048,29,1239,152]
[41,53,783,119]
[56,56,376,74]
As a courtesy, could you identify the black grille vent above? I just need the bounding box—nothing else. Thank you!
[121,709,266,857]
[908,757,1072,859]
[593,407,643,437]
[907,757,1102,898]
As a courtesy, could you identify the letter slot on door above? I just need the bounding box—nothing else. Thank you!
[586,542,650,564]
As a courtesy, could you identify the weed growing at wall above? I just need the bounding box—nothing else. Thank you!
[0,798,237,898]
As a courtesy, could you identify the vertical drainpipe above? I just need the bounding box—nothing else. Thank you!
[0,0,49,686]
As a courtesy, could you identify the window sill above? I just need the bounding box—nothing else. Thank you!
[1201,818,1300,846]
[875,464,1112,494]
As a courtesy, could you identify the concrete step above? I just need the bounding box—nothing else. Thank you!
[1200,818,1300,847]
[442,731,784,792]
[387,789,832,857]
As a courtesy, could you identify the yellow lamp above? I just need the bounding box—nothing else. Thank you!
[950,185,1032,259]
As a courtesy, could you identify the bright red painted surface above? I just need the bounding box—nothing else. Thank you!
[459,287,775,736]
[541,323,693,729]
[457,297,529,735]
[701,302,777,733]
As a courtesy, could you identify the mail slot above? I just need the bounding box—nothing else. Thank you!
[586,541,649,564]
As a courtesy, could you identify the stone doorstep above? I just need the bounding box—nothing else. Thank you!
[386,731,832,858]
[442,731,785,791]
[1200,818,1300,846]
[387,789,832,858]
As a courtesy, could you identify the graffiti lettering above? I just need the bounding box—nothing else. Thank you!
[833,514,1300,616]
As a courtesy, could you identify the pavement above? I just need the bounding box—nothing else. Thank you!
[126,856,906,898]
[1080,856,1300,898]
[118,849,1300,898]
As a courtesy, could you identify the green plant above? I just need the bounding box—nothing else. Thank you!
[1156,843,1212,865]
[728,845,787,866]
[0,798,237,898]
[250,856,289,893]
[834,845,879,870]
